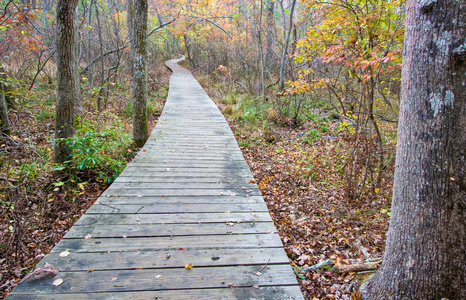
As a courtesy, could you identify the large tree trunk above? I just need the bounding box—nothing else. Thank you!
[54,0,79,164]
[360,0,465,299]
[131,0,148,147]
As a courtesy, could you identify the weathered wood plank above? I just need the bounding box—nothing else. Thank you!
[51,234,284,253]
[86,202,267,214]
[101,188,262,197]
[107,182,260,191]
[11,265,298,294]
[113,176,256,183]
[74,212,273,225]
[65,222,276,238]
[35,248,287,271]
[7,286,304,299]
[96,195,264,205]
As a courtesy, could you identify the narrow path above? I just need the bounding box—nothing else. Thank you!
[7,57,303,299]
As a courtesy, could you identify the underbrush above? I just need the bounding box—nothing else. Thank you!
[0,65,170,298]
[198,73,396,299]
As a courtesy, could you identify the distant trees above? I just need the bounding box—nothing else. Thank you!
[360,0,465,298]
[54,0,79,163]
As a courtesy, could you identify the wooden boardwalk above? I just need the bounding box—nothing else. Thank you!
[7,57,303,299]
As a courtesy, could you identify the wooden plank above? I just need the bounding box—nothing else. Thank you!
[74,212,273,225]
[86,202,267,214]
[101,188,262,197]
[65,222,276,238]
[7,286,304,299]
[10,265,298,294]
[107,182,260,191]
[96,195,264,205]
[50,234,284,253]
[121,167,254,174]
[113,176,256,183]
[35,248,288,271]
[127,162,251,168]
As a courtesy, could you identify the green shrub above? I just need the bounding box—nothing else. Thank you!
[56,118,131,183]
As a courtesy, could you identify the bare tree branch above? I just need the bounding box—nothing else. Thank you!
[80,16,178,75]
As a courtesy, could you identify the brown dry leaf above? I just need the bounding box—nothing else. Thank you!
[23,262,60,281]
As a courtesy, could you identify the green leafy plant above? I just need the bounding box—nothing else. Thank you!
[55,117,131,184]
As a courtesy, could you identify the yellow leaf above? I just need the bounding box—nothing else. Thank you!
[374,188,380,194]
[185,264,193,269]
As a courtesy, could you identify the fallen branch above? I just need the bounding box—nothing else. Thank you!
[303,258,333,273]
[334,261,381,274]
[234,80,251,96]
[0,176,18,183]
[253,258,270,276]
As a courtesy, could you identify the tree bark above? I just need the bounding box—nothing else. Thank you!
[0,83,10,135]
[54,0,79,164]
[265,0,275,71]
[131,0,148,147]
[360,0,465,299]
[73,4,83,116]
[278,0,296,90]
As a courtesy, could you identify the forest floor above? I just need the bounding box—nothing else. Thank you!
[199,75,395,299]
[1,64,394,300]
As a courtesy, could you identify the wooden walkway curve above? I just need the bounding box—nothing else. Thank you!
[7,57,303,299]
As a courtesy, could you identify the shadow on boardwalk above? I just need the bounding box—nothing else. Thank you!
[7,57,303,299]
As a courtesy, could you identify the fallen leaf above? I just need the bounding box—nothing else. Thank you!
[52,279,63,286]
[155,275,162,279]
[179,248,186,251]
[59,250,70,258]
[185,264,193,269]
[254,271,262,277]
[23,262,60,281]
[84,234,92,239]
[253,284,260,289]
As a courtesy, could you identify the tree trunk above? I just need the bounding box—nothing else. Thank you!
[131,0,148,147]
[54,0,79,164]
[360,0,465,299]
[95,3,105,112]
[265,0,275,71]
[74,4,83,116]
[0,81,11,135]
[278,0,296,91]
[154,3,171,59]
[126,0,134,72]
